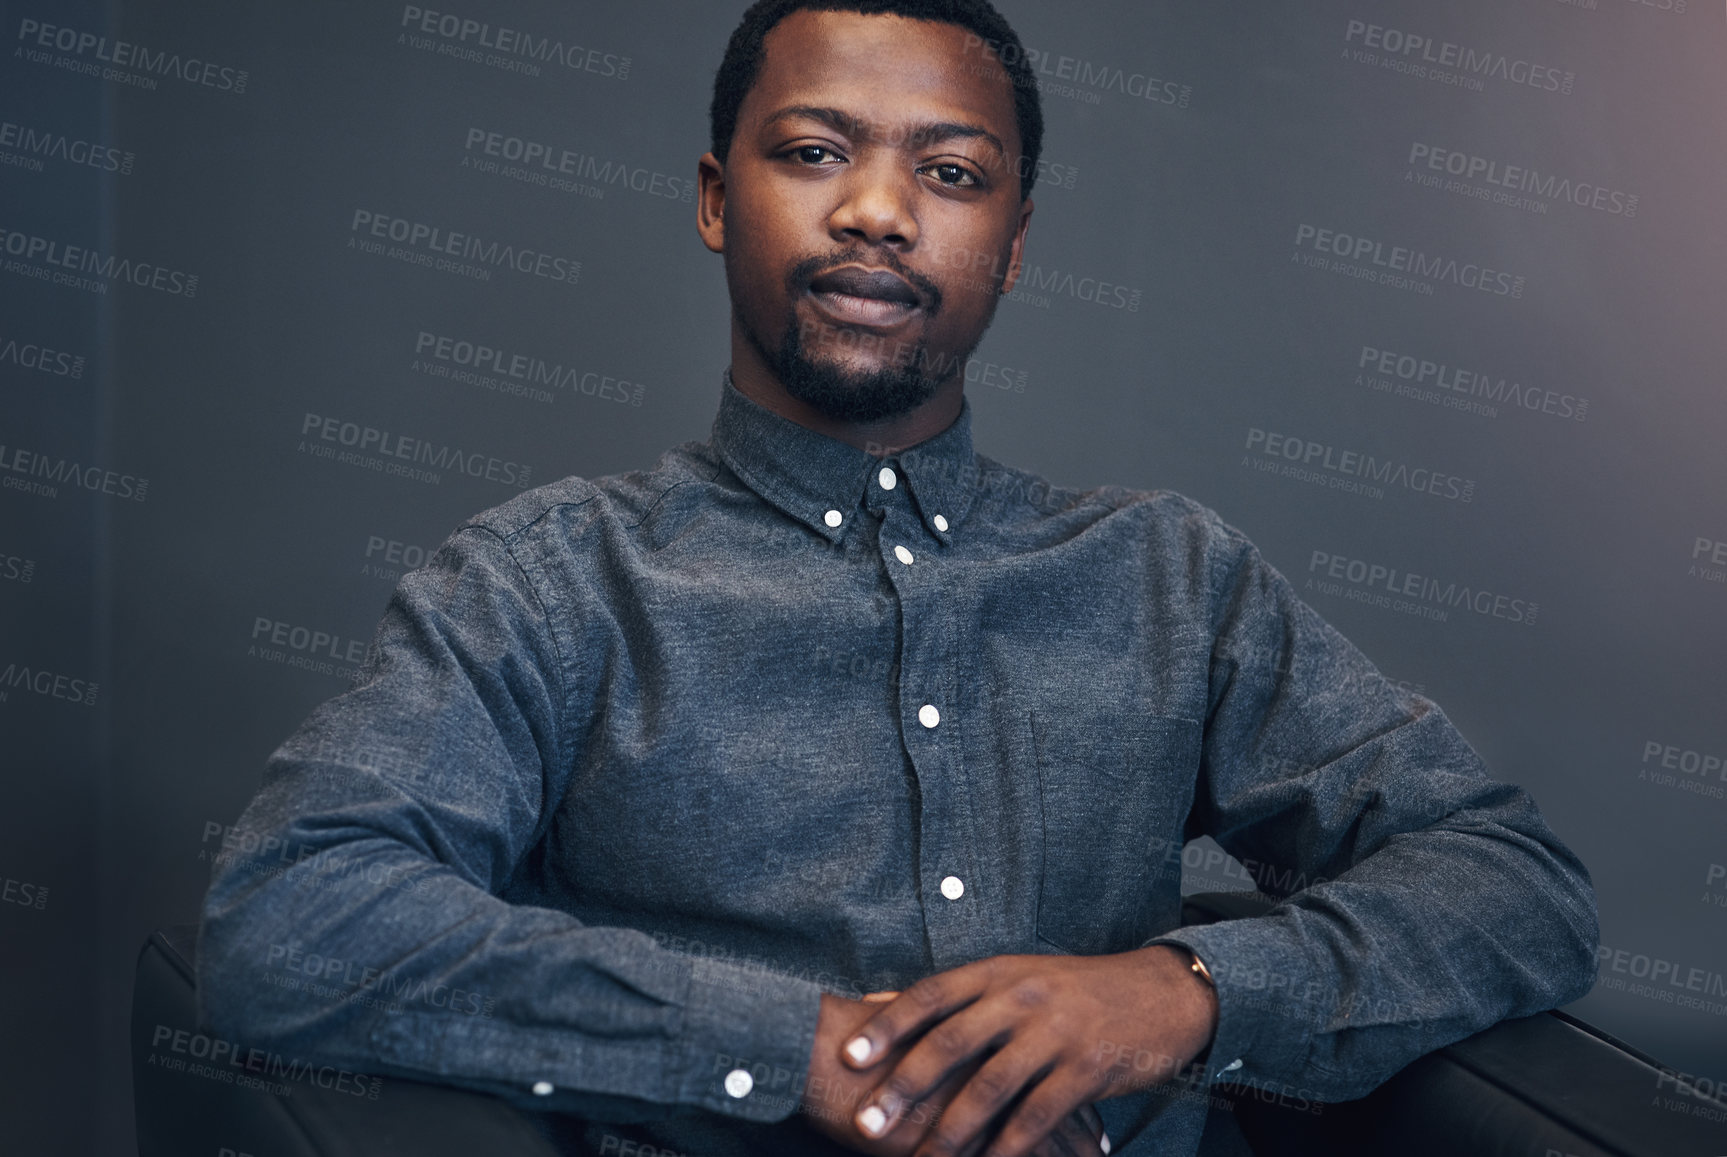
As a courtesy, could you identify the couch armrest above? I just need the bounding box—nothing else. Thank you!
[1180,893,1727,1157]
[133,923,560,1157]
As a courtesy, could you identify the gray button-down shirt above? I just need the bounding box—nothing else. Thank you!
[198,376,1599,1156]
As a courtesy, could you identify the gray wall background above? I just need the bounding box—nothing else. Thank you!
[3,0,1724,1152]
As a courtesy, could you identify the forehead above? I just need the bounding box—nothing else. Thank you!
[743,9,1019,147]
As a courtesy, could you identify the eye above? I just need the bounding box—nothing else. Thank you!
[924,162,981,188]
[791,144,843,165]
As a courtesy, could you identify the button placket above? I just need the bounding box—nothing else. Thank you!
[876,491,982,964]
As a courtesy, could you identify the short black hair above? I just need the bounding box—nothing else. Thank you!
[710,0,1044,200]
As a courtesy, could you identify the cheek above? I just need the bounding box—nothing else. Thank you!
[934,225,1015,290]
[734,180,819,248]
[722,215,791,307]
[937,252,1011,315]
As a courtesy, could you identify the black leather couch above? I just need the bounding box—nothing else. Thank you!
[132,922,561,1157]
[133,895,1727,1156]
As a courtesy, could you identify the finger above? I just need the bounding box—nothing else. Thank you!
[1073,1102,1101,1137]
[855,1000,1014,1139]
[843,966,987,1069]
[957,1101,1099,1157]
[1035,1108,1102,1157]
[879,1059,978,1151]
[996,1104,1096,1157]
[903,1041,1050,1156]
[972,1068,1101,1157]
[1074,1102,1108,1150]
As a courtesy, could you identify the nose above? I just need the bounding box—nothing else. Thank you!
[828,156,918,249]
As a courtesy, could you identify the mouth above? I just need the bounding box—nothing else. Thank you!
[805,266,925,328]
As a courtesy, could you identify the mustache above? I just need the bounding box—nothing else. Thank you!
[786,249,943,316]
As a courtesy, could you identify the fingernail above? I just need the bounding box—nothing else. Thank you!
[857,1104,888,1137]
[845,1035,873,1064]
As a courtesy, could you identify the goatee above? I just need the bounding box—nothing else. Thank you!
[748,250,988,423]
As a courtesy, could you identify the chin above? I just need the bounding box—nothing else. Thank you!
[770,323,952,424]
[782,362,942,424]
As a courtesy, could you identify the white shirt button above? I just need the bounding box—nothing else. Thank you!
[940,875,965,900]
[531,1080,554,1096]
[824,509,843,528]
[724,1068,754,1098]
[878,467,897,490]
[894,545,914,565]
[933,514,949,532]
[918,704,940,729]
[1221,1059,1243,1072]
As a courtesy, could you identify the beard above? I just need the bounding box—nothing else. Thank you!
[743,249,994,424]
[769,321,947,423]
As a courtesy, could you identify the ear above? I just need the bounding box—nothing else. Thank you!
[997,197,1034,296]
[697,151,726,254]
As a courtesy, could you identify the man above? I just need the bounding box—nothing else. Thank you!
[198,2,1600,1155]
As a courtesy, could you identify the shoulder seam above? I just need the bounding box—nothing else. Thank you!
[469,492,600,547]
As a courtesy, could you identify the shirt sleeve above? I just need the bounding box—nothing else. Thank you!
[196,524,822,1123]
[1146,516,1599,1102]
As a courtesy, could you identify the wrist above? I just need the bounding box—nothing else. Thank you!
[1143,944,1220,1058]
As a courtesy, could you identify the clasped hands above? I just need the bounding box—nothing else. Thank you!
[798,944,1220,1157]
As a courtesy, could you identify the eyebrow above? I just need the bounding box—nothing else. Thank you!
[764,105,1007,163]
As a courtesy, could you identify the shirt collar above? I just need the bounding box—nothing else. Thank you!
[710,372,978,545]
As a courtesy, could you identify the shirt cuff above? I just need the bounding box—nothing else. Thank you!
[365,951,824,1124]
[668,953,825,1122]
[1146,916,1320,1087]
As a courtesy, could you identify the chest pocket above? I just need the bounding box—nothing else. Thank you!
[1033,711,1200,956]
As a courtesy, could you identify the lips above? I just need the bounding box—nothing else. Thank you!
[806,266,925,327]
[809,267,922,306]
